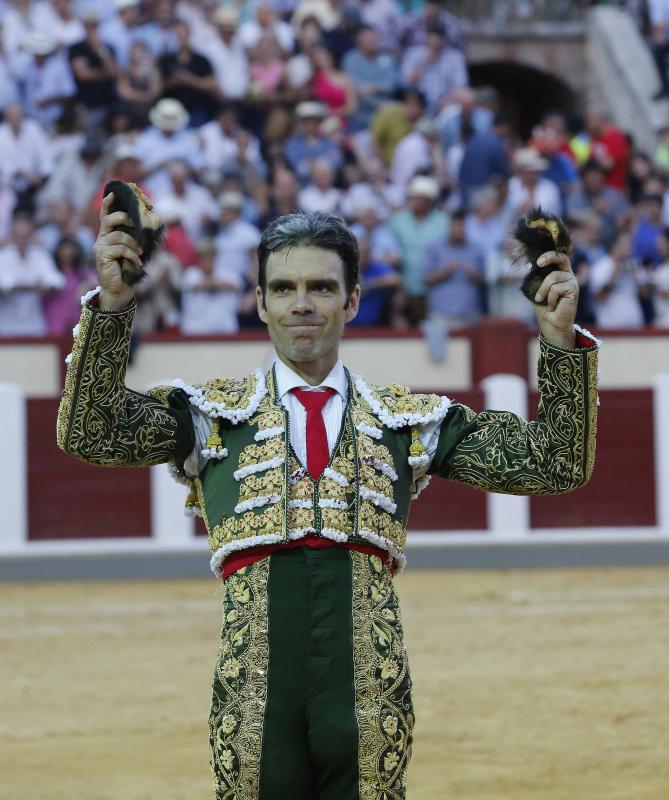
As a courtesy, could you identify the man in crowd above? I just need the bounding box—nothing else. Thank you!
[0,211,64,336]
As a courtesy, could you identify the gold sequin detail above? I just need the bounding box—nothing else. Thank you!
[445,336,598,494]
[351,552,413,799]
[209,559,270,800]
[56,304,179,466]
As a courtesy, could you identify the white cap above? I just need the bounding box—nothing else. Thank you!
[415,116,439,137]
[213,6,240,27]
[219,191,245,209]
[115,0,140,9]
[407,175,440,200]
[155,196,184,223]
[512,147,549,171]
[296,101,327,119]
[149,98,190,132]
[113,143,140,162]
[23,31,57,55]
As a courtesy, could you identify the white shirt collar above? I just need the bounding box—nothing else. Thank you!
[273,356,348,401]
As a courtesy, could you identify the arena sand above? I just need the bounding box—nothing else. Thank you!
[1,566,668,799]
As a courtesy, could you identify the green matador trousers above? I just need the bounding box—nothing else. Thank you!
[209,546,414,800]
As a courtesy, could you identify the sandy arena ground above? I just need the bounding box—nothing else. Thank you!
[2,566,669,800]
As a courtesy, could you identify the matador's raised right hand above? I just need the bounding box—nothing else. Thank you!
[93,192,143,311]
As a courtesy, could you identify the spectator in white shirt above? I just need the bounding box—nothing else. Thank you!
[134,98,203,184]
[0,23,21,113]
[590,233,645,329]
[197,6,249,101]
[0,104,54,201]
[100,0,145,69]
[198,103,265,176]
[35,198,95,255]
[0,211,65,336]
[180,238,242,335]
[506,147,561,221]
[214,191,261,284]
[42,0,86,48]
[153,160,219,242]
[341,158,403,221]
[391,116,443,191]
[239,2,294,54]
[21,32,76,129]
[400,25,467,114]
[298,160,342,215]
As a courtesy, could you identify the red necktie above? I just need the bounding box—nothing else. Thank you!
[291,387,336,480]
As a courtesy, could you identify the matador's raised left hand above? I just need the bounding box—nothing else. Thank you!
[532,250,578,348]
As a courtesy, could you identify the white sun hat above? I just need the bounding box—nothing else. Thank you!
[149,98,190,132]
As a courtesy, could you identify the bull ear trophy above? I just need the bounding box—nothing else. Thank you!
[514,208,573,305]
[102,180,166,286]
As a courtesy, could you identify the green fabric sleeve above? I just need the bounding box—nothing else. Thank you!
[56,300,194,467]
[428,335,599,495]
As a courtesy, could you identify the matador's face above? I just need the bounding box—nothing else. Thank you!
[257,245,360,368]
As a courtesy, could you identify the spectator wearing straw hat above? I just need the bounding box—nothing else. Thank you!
[283,101,343,184]
[134,97,203,177]
[506,146,561,220]
[197,6,249,101]
[390,174,448,323]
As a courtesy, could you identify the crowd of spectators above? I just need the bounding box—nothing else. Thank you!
[1,0,669,344]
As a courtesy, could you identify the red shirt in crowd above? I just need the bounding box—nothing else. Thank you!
[591,125,630,191]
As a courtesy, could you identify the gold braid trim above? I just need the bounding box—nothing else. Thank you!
[351,552,413,800]
[209,559,270,800]
[56,302,180,466]
[446,336,598,494]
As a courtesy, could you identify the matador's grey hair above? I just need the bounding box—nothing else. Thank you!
[257,211,359,300]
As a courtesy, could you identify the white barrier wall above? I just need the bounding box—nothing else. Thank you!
[0,384,27,546]
[1,373,668,555]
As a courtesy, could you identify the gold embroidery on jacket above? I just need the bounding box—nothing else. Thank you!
[203,373,263,412]
[209,559,270,800]
[57,304,179,466]
[351,552,413,800]
[237,468,284,503]
[445,338,597,494]
[211,505,284,547]
[359,502,405,547]
[320,507,354,533]
[236,437,284,469]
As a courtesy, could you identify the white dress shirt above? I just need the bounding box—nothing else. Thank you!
[274,356,347,466]
[183,356,444,481]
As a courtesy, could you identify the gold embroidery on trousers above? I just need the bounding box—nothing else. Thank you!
[209,559,270,800]
[351,552,414,800]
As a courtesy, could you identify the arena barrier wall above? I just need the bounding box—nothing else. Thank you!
[1,323,668,561]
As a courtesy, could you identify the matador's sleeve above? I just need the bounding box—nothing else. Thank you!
[427,333,599,495]
[56,297,194,467]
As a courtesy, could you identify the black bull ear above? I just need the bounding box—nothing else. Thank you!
[103,180,166,286]
[514,208,573,305]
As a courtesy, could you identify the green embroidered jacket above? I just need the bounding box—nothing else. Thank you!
[57,299,599,575]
